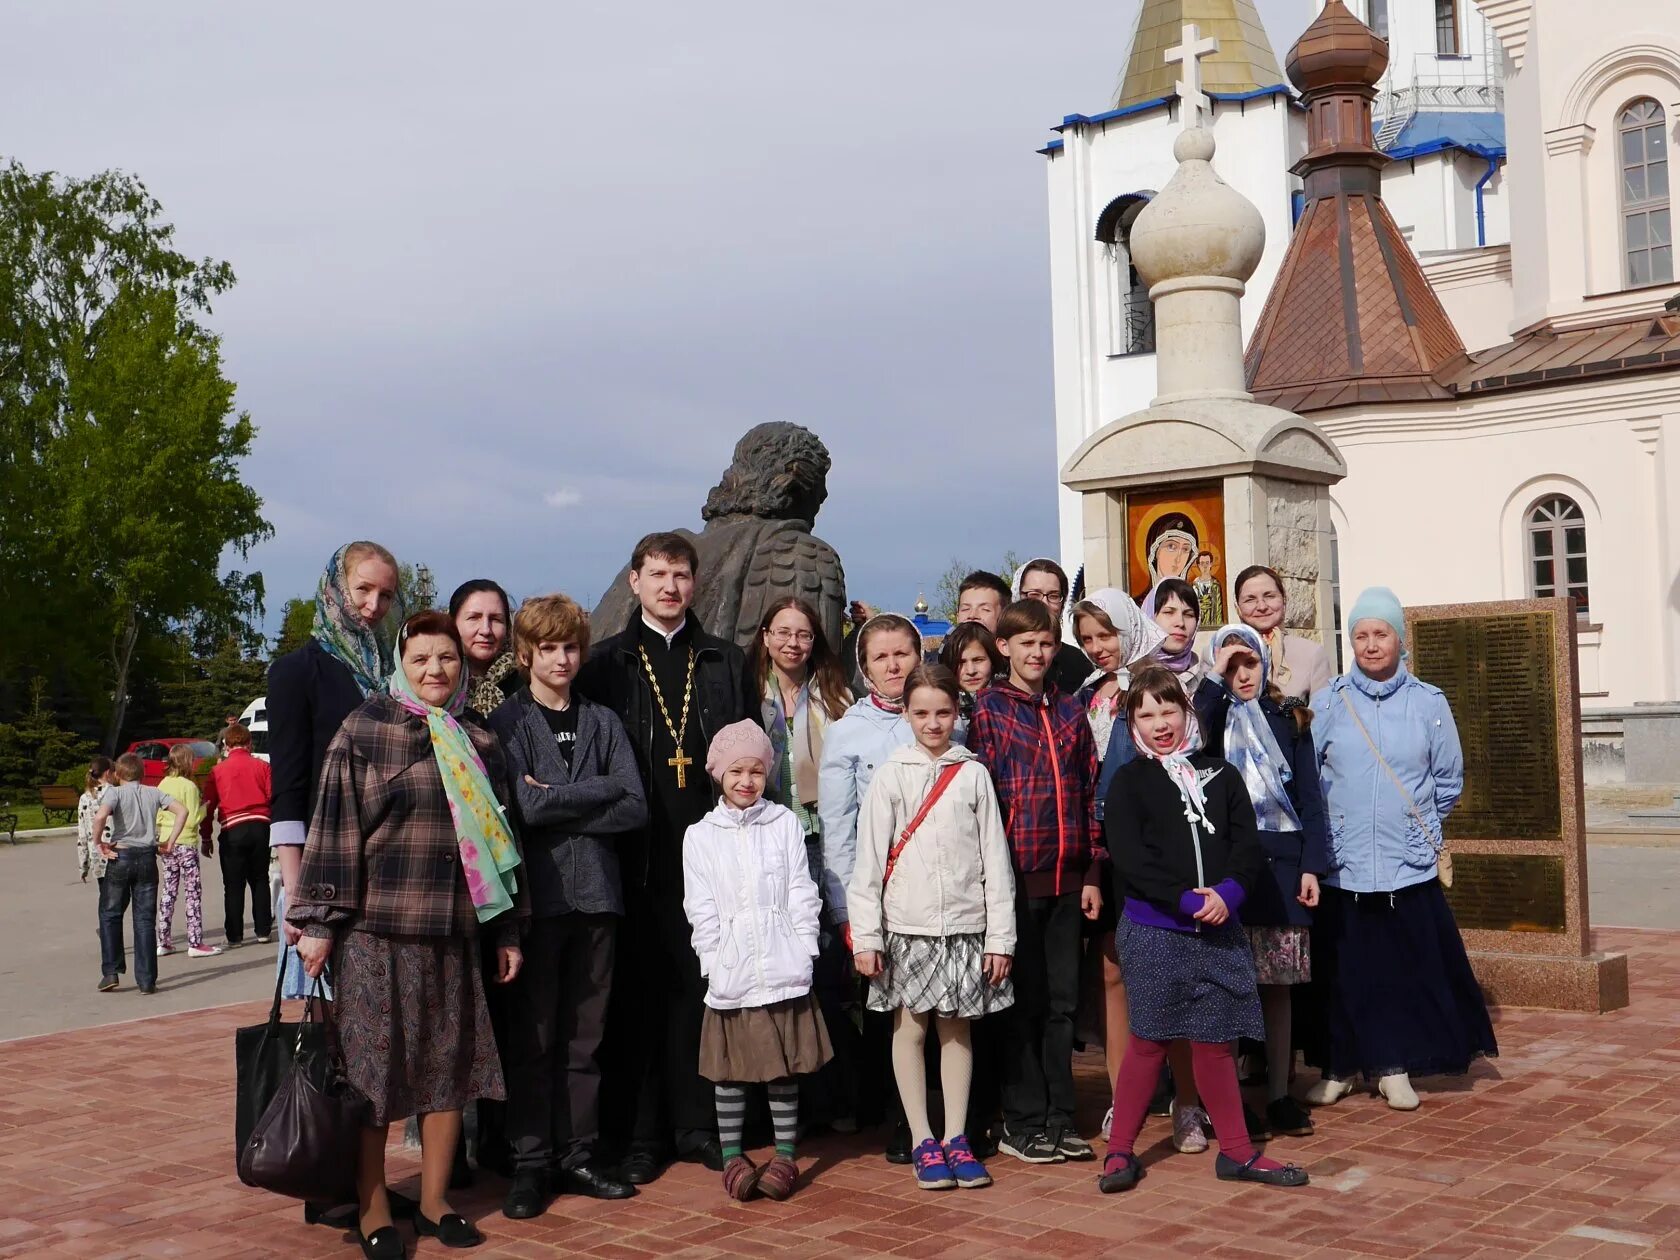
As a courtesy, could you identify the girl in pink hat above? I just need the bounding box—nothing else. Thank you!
[682,720,832,1202]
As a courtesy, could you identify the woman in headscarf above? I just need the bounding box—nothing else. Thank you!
[1232,565,1331,704]
[292,611,526,1258]
[1303,588,1495,1113]
[1202,624,1328,1139]
[1012,558,1092,696]
[451,579,517,720]
[1143,577,1223,722]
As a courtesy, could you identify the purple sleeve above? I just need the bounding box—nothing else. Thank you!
[1213,878,1247,913]
[1178,889,1205,916]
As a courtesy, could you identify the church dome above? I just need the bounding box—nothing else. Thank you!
[1286,0,1388,94]
[1128,128,1266,290]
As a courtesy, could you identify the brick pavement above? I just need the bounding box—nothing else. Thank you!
[2,927,1678,1259]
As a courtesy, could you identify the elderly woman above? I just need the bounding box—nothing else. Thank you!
[292,611,526,1258]
[1232,565,1331,705]
[452,579,517,720]
[1303,588,1496,1113]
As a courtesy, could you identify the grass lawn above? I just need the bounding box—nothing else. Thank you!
[0,803,56,833]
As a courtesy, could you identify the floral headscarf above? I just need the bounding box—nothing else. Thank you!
[312,544,405,696]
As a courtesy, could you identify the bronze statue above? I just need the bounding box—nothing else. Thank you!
[591,423,848,651]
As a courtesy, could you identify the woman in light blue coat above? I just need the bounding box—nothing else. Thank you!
[1302,588,1496,1113]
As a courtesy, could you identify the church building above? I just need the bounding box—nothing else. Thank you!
[1045,0,1680,725]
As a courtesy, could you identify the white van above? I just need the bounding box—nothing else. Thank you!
[237,696,269,762]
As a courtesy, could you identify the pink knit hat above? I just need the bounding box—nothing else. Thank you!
[705,720,777,785]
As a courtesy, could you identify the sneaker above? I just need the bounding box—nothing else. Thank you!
[757,1155,799,1201]
[188,944,224,958]
[722,1155,762,1201]
[997,1130,1064,1164]
[254,934,272,944]
[137,985,157,995]
[941,1135,992,1189]
[1100,1106,1114,1141]
[912,1138,956,1190]
[1097,1151,1144,1194]
[97,975,119,992]
[1267,1095,1315,1137]
[1171,1105,1210,1154]
[1051,1126,1096,1162]
[156,945,176,956]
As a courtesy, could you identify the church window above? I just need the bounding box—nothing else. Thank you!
[1434,0,1460,57]
[1619,99,1672,287]
[1367,0,1389,40]
[1096,194,1155,355]
[1525,495,1589,615]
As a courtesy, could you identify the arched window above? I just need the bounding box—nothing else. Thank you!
[1526,495,1589,615]
[1619,98,1672,287]
[1096,194,1155,355]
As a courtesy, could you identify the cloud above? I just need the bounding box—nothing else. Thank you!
[544,488,583,509]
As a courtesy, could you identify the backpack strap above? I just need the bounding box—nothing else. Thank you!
[882,762,964,890]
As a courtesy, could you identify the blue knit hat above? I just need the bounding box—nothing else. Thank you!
[1347,586,1406,644]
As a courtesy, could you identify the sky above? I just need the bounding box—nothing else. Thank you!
[5,0,1312,629]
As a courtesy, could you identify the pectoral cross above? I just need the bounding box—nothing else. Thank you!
[1166,22,1220,133]
[669,748,693,790]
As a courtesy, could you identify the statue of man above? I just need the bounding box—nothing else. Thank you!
[592,422,848,651]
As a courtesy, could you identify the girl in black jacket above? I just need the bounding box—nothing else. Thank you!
[1096,666,1307,1194]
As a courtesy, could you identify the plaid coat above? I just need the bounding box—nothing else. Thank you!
[287,694,527,945]
[968,681,1105,897]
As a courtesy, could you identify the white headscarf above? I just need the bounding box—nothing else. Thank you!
[1129,700,1215,832]
[1075,587,1168,689]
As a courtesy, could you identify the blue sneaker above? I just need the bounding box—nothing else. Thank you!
[912,1138,956,1190]
[942,1135,993,1188]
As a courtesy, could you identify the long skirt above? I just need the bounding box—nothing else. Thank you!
[334,929,506,1126]
[1115,917,1264,1044]
[1307,880,1498,1081]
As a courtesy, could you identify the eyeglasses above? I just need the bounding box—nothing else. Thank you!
[768,629,815,645]
[1021,589,1066,606]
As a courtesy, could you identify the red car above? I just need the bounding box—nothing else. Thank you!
[124,738,219,787]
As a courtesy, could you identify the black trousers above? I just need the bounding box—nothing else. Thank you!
[504,912,617,1171]
[217,821,272,944]
[600,885,715,1153]
[1001,891,1083,1136]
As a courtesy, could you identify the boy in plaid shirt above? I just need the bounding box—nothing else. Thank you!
[969,599,1104,1164]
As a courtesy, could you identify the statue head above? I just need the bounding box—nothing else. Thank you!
[701,422,832,523]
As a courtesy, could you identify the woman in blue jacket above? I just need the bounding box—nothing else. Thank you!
[1302,588,1496,1113]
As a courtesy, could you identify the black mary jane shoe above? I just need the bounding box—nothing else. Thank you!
[619,1149,663,1185]
[557,1164,637,1200]
[1097,1153,1144,1194]
[1215,1151,1310,1187]
[416,1211,486,1249]
[356,1225,406,1260]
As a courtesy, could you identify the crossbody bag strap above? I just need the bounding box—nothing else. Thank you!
[1338,691,1439,851]
[883,762,964,889]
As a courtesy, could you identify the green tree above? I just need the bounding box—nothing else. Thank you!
[275,597,314,658]
[157,634,268,738]
[932,551,1025,622]
[0,679,95,791]
[0,164,270,748]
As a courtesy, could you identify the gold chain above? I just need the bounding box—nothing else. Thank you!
[639,645,696,756]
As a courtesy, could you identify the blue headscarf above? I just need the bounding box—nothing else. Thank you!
[1207,624,1301,834]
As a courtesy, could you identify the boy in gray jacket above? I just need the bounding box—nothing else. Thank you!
[488,594,649,1217]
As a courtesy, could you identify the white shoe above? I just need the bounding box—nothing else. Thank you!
[156,945,176,956]
[1303,1076,1355,1107]
[187,944,224,958]
[1100,1106,1114,1141]
[1171,1104,1210,1153]
[1377,1073,1420,1111]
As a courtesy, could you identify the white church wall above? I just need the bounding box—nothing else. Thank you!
[1421,244,1516,348]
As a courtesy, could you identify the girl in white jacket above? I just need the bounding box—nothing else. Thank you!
[683,721,831,1203]
[850,665,1016,1191]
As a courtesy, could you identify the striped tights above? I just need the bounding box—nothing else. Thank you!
[715,1079,799,1159]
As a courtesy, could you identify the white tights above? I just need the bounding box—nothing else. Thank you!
[891,1007,973,1144]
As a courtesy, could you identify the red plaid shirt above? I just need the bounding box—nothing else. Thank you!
[968,681,1105,897]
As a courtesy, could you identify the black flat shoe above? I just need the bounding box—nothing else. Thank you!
[356,1225,405,1260]
[502,1170,547,1220]
[1244,1104,1272,1142]
[1097,1152,1144,1194]
[619,1149,663,1185]
[678,1137,725,1172]
[385,1189,420,1220]
[1215,1151,1310,1187]
[1267,1095,1315,1137]
[557,1164,637,1200]
[884,1120,913,1165]
[303,1201,358,1228]
[416,1211,485,1249]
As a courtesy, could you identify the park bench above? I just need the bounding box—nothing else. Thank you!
[37,785,77,827]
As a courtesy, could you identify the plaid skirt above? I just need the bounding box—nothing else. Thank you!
[866,932,1015,1018]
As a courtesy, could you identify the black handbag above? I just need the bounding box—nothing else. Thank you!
[234,948,328,1159]
[236,968,366,1202]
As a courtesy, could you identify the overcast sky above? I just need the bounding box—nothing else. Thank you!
[6,0,1310,627]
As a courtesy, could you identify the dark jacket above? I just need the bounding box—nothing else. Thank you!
[287,695,527,945]
[1050,642,1094,699]
[1199,688,1329,926]
[487,689,649,918]
[968,681,1104,897]
[267,640,366,844]
[575,612,756,884]
[1103,753,1261,933]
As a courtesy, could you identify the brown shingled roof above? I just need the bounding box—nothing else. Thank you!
[1446,313,1680,395]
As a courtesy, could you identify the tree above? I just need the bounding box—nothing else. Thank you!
[0,164,270,748]
[932,551,1025,622]
[157,634,267,738]
[275,598,314,658]
[0,679,95,791]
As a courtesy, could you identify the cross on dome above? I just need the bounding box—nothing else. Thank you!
[1165,22,1220,133]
